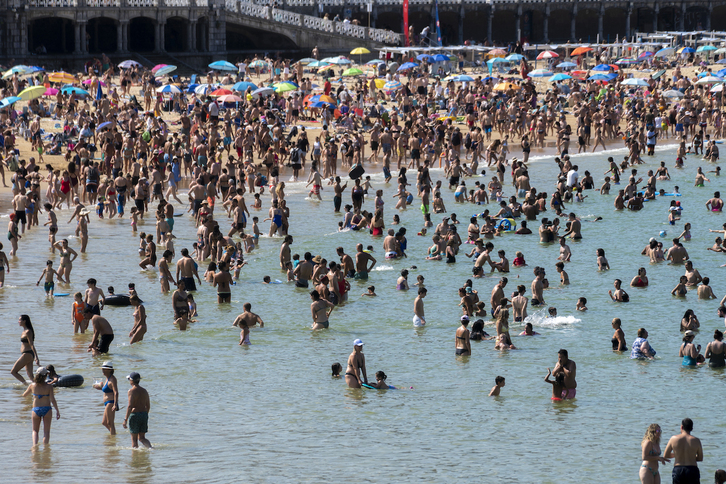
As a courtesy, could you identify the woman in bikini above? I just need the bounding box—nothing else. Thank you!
[92,361,119,434]
[455,316,471,356]
[11,315,40,384]
[54,238,78,283]
[345,340,367,388]
[639,423,668,484]
[22,367,60,446]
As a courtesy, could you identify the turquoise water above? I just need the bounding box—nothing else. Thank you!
[1,144,726,483]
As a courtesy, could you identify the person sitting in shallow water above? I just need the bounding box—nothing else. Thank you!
[368,371,392,389]
[520,322,539,336]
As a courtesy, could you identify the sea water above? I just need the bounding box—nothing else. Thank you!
[1,144,725,483]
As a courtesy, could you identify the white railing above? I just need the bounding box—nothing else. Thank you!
[225,0,239,11]
[337,21,366,39]
[27,0,78,6]
[167,0,191,6]
[303,15,335,33]
[241,2,271,19]
[272,8,302,26]
[87,0,120,6]
[126,0,157,6]
[195,0,209,5]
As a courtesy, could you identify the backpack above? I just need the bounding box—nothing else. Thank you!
[290,148,300,164]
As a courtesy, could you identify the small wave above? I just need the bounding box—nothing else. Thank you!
[525,308,580,328]
[373,264,394,271]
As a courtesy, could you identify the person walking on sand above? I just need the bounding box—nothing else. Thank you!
[122,371,152,449]
[664,418,702,484]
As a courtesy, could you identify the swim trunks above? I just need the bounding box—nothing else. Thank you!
[97,334,114,353]
[385,251,398,259]
[180,276,197,292]
[128,411,148,434]
[413,315,425,327]
[295,279,309,288]
[354,271,368,280]
[44,282,54,293]
[86,303,101,315]
[672,465,700,484]
[561,388,576,399]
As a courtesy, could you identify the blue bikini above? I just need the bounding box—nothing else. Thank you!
[102,380,115,407]
[32,392,51,417]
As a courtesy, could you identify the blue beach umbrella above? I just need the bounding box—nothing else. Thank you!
[0,96,21,108]
[233,81,258,92]
[155,65,177,77]
[716,69,726,77]
[397,62,419,71]
[592,64,612,71]
[549,73,572,82]
[432,54,450,62]
[556,61,577,69]
[61,86,90,96]
[505,54,525,62]
[417,54,435,62]
[209,60,237,72]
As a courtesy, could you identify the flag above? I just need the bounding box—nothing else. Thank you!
[403,0,409,46]
[435,0,442,46]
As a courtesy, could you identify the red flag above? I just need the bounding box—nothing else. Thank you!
[403,0,409,46]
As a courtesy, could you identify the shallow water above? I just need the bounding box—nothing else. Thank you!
[2,144,726,483]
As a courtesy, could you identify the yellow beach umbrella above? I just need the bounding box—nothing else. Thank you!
[48,71,76,84]
[369,78,386,89]
[350,47,371,64]
[493,82,520,91]
[18,85,46,101]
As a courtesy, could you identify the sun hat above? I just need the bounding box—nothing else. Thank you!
[101,362,113,370]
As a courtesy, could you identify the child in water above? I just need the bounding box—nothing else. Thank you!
[576,297,588,311]
[361,286,377,297]
[489,376,505,396]
[369,371,393,389]
[187,294,198,318]
[544,368,567,401]
[331,363,342,377]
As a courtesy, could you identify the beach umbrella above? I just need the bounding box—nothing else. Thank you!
[233,81,257,92]
[251,87,275,98]
[638,51,654,59]
[18,86,46,101]
[397,62,419,72]
[450,75,475,82]
[621,78,650,87]
[217,94,244,103]
[43,87,59,97]
[696,76,723,85]
[697,71,712,78]
[118,60,141,69]
[298,58,317,65]
[592,64,613,71]
[549,73,572,82]
[696,45,716,53]
[677,47,695,54]
[369,78,386,89]
[350,47,370,55]
[588,74,612,81]
[486,57,508,65]
[417,54,436,62]
[654,47,675,58]
[273,83,297,93]
[0,96,21,108]
[307,60,331,68]
[210,88,234,96]
[570,46,593,56]
[2,65,29,79]
[383,80,403,90]
[528,69,553,78]
[615,58,639,65]
[711,84,724,93]
[717,59,726,64]
[155,65,177,77]
[505,54,525,62]
[61,86,90,96]
[96,121,113,132]
[314,94,337,105]
[23,66,44,76]
[556,61,577,69]
[156,84,181,94]
[652,69,667,80]
[327,56,353,65]
[82,79,107,86]
[151,64,167,72]
[536,50,559,60]
[48,71,75,83]
[717,69,726,77]
[493,82,520,91]
[249,60,269,69]
[488,48,507,56]
[208,60,237,72]
[194,84,216,95]
[432,54,450,62]
[309,101,335,109]
[662,89,685,98]
[366,59,385,65]
[342,67,364,77]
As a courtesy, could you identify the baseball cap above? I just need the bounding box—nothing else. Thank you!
[461,315,470,321]
[353,339,364,347]
[35,367,48,376]
[127,371,141,381]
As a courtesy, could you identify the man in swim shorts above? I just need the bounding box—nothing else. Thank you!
[354,243,376,280]
[176,248,200,291]
[664,418,702,484]
[123,372,152,448]
[552,349,577,398]
[86,312,114,356]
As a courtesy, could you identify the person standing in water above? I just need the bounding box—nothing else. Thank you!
[664,418,702,484]
[639,423,669,484]
[122,371,152,448]
[92,361,119,434]
[413,287,427,326]
[704,329,726,368]
[128,295,147,344]
[22,367,60,447]
[345,339,367,388]
[455,316,471,356]
[552,349,577,399]
[11,315,40,384]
